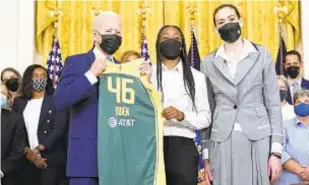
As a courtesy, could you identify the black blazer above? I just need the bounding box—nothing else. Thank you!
[1,108,27,185]
[12,94,69,165]
[1,109,27,177]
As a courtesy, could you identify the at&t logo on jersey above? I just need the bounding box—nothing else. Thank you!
[108,117,136,128]
[108,117,118,128]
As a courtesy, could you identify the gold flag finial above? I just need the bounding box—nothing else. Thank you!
[187,4,197,31]
[138,2,150,35]
[274,0,295,24]
[274,0,295,41]
[45,1,62,36]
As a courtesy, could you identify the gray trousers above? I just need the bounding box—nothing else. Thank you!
[210,130,270,185]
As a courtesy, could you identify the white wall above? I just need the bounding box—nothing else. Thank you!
[301,0,309,80]
[0,0,35,75]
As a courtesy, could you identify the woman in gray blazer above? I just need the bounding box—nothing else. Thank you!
[200,4,283,185]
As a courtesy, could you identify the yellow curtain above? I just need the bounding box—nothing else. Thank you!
[36,0,300,65]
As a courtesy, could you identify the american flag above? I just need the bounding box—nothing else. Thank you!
[275,35,287,76]
[140,34,150,61]
[46,35,64,88]
[188,29,205,183]
[188,30,200,70]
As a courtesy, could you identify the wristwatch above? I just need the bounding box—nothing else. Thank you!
[33,147,40,155]
[271,152,282,159]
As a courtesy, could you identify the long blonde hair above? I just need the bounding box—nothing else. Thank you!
[1,67,22,107]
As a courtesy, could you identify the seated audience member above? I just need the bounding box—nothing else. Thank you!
[277,89,309,185]
[1,68,22,107]
[1,93,27,185]
[11,64,69,185]
[120,50,141,63]
[283,50,309,104]
[278,75,296,120]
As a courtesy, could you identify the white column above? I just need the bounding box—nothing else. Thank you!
[0,0,35,75]
[301,0,309,80]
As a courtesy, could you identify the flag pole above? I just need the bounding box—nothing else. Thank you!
[46,1,63,88]
[275,2,288,75]
[187,4,206,184]
[138,2,150,61]
[187,4,197,32]
[138,2,149,42]
[53,2,61,87]
[187,4,197,67]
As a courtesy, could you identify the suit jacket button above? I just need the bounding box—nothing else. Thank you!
[233,105,238,109]
[49,110,52,114]
[44,131,47,134]
[47,120,50,123]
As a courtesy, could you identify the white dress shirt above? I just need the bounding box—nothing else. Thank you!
[281,102,296,121]
[151,62,211,139]
[288,77,302,101]
[211,39,282,156]
[23,98,43,149]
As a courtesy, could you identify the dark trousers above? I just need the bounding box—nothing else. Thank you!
[19,160,65,185]
[69,178,98,185]
[164,136,199,185]
[1,173,18,185]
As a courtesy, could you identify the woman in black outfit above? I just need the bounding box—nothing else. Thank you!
[12,64,68,185]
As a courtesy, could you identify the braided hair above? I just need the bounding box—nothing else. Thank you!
[155,25,196,110]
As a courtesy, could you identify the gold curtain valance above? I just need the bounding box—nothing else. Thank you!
[36,1,300,65]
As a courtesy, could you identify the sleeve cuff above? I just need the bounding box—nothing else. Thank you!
[85,71,98,85]
[181,111,197,129]
[271,142,283,154]
[282,152,292,164]
[202,148,209,160]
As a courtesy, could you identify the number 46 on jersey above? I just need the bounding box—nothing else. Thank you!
[107,76,136,105]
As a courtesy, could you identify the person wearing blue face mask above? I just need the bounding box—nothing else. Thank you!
[1,92,27,185]
[277,89,309,185]
[1,83,9,109]
[1,95,9,109]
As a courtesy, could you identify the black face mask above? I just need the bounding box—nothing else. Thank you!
[218,22,241,43]
[286,66,300,79]
[100,34,122,55]
[279,90,288,102]
[159,39,182,60]
[5,78,19,92]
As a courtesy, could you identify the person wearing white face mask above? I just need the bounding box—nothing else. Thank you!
[200,4,283,185]
[277,75,296,121]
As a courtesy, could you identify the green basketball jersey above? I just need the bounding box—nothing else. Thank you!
[97,59,166,185]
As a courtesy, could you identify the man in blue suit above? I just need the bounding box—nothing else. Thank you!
[54,11,152,185]
[284,50,309,104]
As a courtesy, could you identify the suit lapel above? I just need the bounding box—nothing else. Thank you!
[300,78,308,88]
[114,58,120,64]
[88,49,119,64]
[38,95,52,127]
[87,50,96,67]
[234,52,259,85]
[212,57,235,84]
[19,98,29,114]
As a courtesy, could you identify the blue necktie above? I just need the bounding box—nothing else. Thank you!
[107,57,114,63]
